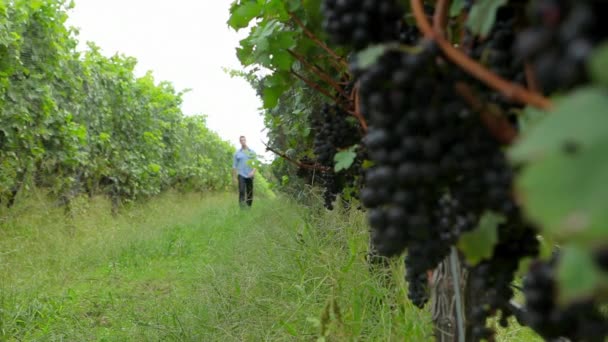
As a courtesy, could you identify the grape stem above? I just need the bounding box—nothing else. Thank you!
[455,82,518,145]
[289,13,349,69]
[433,0,450,38]
[263,141,331,172]
[350,83,368,133]
[525,62,541,93]
[411,0,553,110]
[458,9,471,51]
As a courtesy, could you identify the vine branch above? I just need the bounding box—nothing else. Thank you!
[289,13,349,70]
[412,0,553,110]
[350,83,368,133]
[263,142,330,172]
[524,62,541,94]
[455,82,518,145]
[433,0,450,38]
[290,69,354,116]
[290,69,342,104]
[287,49,347,97]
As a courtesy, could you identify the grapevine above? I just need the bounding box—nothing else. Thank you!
[229,0,608,340]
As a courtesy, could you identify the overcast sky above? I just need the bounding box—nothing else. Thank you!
[66,0,272,159]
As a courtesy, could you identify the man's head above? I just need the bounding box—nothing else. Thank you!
[239,135,247,149]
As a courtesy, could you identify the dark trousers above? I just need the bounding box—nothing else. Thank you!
[238,175,253,207]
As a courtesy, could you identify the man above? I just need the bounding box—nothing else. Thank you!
[232,135,256,207]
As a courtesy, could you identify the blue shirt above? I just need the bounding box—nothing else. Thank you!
[233,148,256,178]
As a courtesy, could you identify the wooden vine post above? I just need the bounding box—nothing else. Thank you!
[430,250,467,342]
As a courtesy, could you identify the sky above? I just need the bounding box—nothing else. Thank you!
[66,0,272,160]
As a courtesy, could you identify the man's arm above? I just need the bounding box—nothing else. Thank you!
[247,149,257,178]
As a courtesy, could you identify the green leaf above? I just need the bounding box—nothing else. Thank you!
[556,245,603,305]
[99,132,111,142]
[148,163,161,174]
[457,211,504,265]
[516,142,608,246]
[466,0,507,37]
[236,42,255,66]
[355,45,388,70]
[286,0,301,12]
[588,42,608,87]
[228,1,263,30]
[263,86,283,108]
[274,31,297,49]
[511,88,608,162]
[450,0,466,17]
[261,72,289,108]
[362,160,375,169]
[516,105,546,135]
[334,145,357,172]
[271,50,293,71]
[512,87,608,247]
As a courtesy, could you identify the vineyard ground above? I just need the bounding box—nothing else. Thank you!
[0,190,540,341]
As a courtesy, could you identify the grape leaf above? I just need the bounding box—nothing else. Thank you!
[516,141,608,246]
[362,159,375,169]
[450,0,466,17]
[516,106,546,135]
[511,88,608,246]
[355,45,388,70]
[511,88,608,161]
[262,73,290,108]
[334,145,357,172]
[263,85,284,108]
[286,0,301,12]
[271,50,294,71]
[228,1,263,30]
[588,42,608,87]
[466,0,507,37]
[457,211,504,265]
[556,245,606,305]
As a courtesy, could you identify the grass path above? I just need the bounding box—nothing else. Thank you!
[0,191,540,341]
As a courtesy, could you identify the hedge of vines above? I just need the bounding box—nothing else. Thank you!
[0,0,234,209]
[229,0,608,340]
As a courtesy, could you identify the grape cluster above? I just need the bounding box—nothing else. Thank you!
[514,0,608,92]
[308,103,362,209]
[522,257,608,341]
[466,4,527,106]
[405,253,430,308]
[466,213,539,341]
[359,42,517,253]
[312,103,359,166]
[321,0,404,50]
[404,195,471,307]
[398,21,420,45]
[355,42,528,311]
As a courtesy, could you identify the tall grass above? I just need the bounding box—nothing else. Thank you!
[0,190,540,341]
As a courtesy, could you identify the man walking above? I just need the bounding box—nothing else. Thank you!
[232,135,256,207]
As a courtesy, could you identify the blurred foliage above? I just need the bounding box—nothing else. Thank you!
[0,0,235,209]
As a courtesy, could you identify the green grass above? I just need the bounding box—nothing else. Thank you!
[0,190,541,341]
